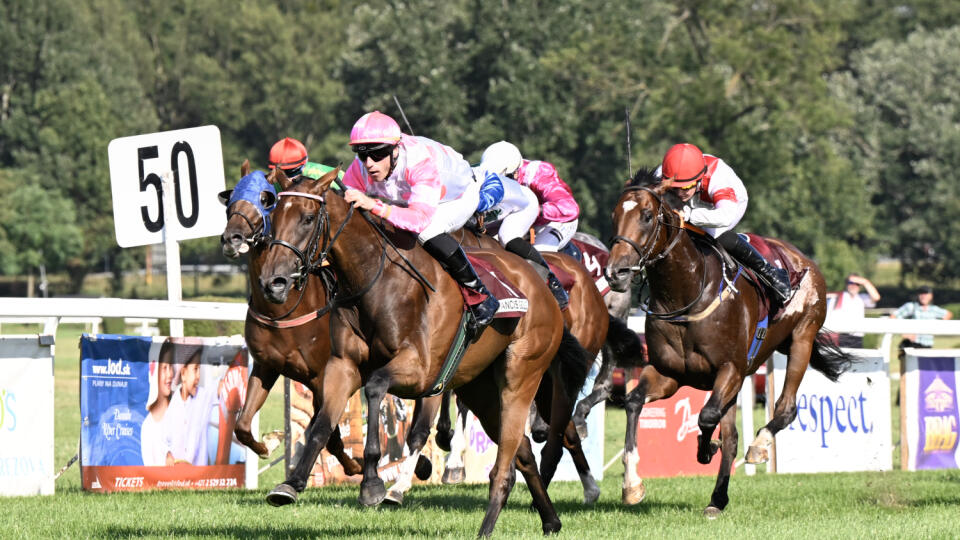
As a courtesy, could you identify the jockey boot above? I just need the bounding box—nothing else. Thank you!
[505,238,569,310]
[723,232,793,303]
[423,234,500,329]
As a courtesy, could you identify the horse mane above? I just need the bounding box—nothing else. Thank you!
[627,166,660,188]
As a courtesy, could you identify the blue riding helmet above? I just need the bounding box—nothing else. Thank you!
[227,170,278,237]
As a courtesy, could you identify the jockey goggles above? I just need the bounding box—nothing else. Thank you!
[667,165,707,189]
[353,143,395,162]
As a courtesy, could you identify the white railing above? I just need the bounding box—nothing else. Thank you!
[0,297,247,322]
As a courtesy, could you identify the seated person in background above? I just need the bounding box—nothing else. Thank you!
[891,285,952,348]
[826,274,881,348]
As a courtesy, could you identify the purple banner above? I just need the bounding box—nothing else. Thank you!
[916,357,959,470]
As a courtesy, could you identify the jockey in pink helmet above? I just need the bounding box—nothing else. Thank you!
[655,143,792,302]
[480,141,580,253]
[342,111,499,330]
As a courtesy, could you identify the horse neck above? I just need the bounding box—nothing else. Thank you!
[644,230,712,309]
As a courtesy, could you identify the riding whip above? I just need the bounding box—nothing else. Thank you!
[625,107,633,180]
[393,95,415,135]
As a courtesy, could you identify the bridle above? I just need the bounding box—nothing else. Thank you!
[226,202,270,246]
[609,186,685,270]
[610,185,710,320]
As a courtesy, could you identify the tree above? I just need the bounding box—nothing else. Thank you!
[830,26,960,283]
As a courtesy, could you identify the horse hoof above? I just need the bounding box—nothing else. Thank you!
[703,506,723,519]
[414,455,433,481]
[745,444,769,464]
[584,485,600,505]
[442,467,464,485]
[622,481,646,505]
[359,478,387,507]
[574,419,589,440]
[266,483,298,507]
[262,430,283,456]
[541,518,562,535]
[383,489,404,506]
[343,457,364,477]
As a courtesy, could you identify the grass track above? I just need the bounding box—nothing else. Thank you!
[4,325,960,538]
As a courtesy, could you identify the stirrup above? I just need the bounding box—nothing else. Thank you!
[547,275,569,310]
[470,295,499,328]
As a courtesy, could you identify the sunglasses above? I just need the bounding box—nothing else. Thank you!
[355,145,394,163]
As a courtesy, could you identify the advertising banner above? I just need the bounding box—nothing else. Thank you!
[80,335,253,492]
[903,349,960,471]
[772,350,892,473]
[0,336,55,496]
[289,384,446,487]
[630,386,726,478]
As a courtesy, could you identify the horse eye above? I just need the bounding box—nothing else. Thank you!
[303,213,316,225]
[641,210,653,223]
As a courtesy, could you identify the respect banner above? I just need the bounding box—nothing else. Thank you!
[902,349,960,471]
[0,336,55,496]
[772,350,892,473]
[80,335,253,492]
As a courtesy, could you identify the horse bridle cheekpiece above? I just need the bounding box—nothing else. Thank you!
[609,185,684,270]
[269,191,331,290]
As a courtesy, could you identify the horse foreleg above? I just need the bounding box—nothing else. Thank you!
[359,369,391,507]
[622,366,678,505]
[561,420,600,505]
[384,394,442,505]
[704,404,738,518]
[442,397,468,484]
[267,358,359,506]
[697,362,741,465]
[572,346,615,439]
[748,331,815,464]
[435,391,454,452]
[235,362,280,458]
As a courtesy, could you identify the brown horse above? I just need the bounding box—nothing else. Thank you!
[258,170,588,537]
[604,168,852,516]
[454,228,609,502]
[218,162,440,486]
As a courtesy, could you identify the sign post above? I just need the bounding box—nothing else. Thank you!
[108,125,226,337]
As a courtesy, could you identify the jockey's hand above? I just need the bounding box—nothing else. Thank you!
[344,189,377,211]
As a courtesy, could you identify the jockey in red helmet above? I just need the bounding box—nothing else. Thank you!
[656,143,793,303]
[268,137,342,182]
[341,111,500,331]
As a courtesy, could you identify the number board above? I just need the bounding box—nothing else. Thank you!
[108,126,226,248]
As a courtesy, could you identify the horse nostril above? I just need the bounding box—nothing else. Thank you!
[230,233,244,246]
[269,276,288,291]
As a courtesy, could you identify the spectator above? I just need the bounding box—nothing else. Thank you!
[890,285,953,348]
[826,274,881,348]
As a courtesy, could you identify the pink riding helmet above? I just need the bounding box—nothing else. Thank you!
[349,111,402,146]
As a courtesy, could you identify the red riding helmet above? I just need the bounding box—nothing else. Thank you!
[268,137,308,171]
[662,143,707,188]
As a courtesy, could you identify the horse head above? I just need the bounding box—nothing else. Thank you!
[258,167,341,304]
[219,160,280,259]
[606,167,683,292]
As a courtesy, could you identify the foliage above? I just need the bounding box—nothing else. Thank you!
[1,0,959,291]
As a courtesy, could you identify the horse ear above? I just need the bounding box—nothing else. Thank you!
[656,177,675,196]
[240,159,251,178]
[316,164,342,193]
[218,190,232,206]
[273,167,295,190]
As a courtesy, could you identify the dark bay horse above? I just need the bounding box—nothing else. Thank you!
[453,228,609,502]
[218,162,441,487]
[258,171,588,536]
[220,164,446,494]
[604,168,852,516]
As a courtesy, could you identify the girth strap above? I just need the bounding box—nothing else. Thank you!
[420,309,471,397]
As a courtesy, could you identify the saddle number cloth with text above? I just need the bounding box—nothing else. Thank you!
[461,254,528,318]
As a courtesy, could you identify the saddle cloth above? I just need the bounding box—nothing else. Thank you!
[460,254,528,318]
[744,233,804,320]
[569,239,611,296]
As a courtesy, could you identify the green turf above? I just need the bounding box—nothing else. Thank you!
[4,324,960,538]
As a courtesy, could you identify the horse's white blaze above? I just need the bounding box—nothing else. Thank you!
[621,200,639,214]
[622,447,642,487]
[390,449,422,494]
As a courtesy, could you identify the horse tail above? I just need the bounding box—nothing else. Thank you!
[604,314,646,367]
[809,331,855,382]
[549,327,591,404]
